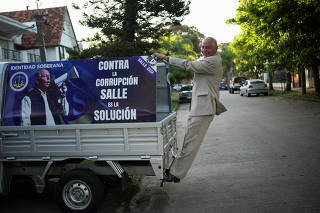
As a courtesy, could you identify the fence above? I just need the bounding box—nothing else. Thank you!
[2,48,21,61]
[0,47,40,62]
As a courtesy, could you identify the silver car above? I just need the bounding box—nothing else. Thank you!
[240,79,268,97]
[179,84,193,103]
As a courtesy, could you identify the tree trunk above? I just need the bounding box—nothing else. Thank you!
[123,0,138,42]
[226,64,231,89]
[255,68,259,79]
[268,72,274,90]
[312,63,320,94]
[285,71,291,91]
[301,67,306,95]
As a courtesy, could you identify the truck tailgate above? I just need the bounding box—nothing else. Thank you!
[0,112,176,161]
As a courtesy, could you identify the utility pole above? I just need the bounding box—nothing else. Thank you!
[35,0,46,62]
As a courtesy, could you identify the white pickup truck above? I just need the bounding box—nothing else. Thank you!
[0,57,177,213]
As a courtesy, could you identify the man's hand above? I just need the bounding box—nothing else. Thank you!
[153,53,169,61]
[59,82,67,97]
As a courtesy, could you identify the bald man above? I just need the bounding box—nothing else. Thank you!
[21,69,69,126]
[154,37,226,182]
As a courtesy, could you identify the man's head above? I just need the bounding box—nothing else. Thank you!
[201,37,218,58]
[36,69,51,92]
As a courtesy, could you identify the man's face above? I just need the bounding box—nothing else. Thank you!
[38,69,51,91]
[201,38,218,58]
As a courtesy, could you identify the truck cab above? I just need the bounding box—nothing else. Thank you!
[229,76,247,94]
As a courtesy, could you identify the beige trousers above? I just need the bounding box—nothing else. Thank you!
[171,114,214,179]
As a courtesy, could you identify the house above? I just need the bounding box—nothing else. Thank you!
[262,69,315,90]
[0,14,38,62]
[0,6,79,62]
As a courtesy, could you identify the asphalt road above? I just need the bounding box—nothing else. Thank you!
[1,91,320,213]
[129,91,320,213]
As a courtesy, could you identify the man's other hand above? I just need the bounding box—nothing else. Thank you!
[153,53,169,61]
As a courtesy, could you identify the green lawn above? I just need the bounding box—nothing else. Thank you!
[171,90,179,111]
[269,89,320,101]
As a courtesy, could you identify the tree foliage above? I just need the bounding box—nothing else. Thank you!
[228,0,320,94]
[155,34,197,84]
[70,0,190,58]
[164,25,205,54]
[153,25,205,84]
[219,43,235,83]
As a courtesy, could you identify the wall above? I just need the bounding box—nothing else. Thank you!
[60,12,78,60]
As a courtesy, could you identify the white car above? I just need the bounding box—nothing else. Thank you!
[240,79,268,97]
[173,84,184,91]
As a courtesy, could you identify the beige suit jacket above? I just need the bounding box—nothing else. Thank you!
[169,54,226,116]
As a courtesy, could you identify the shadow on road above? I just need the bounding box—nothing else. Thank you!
[0,176,142,213]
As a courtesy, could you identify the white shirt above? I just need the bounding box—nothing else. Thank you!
[21,89,69,126]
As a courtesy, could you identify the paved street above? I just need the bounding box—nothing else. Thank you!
[1,91,320,213]
[129,91,320,213]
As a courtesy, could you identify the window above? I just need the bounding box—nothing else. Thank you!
[251,80,264,84]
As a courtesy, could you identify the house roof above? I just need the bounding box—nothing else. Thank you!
[0,15,37,36]
[1,7,72,49]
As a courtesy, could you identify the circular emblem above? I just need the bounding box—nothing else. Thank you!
[9,72,29,92]
[146,55,157,67]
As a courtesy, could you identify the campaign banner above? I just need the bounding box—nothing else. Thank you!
[2,56,157,126]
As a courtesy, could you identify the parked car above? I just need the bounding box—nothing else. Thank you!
[179,84,193,103]
[173,84,184,91]
[229,76,247,93]
[219,82,228,90]
[240,79,268,97]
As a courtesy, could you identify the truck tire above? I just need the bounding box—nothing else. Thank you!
[57,169,104,213]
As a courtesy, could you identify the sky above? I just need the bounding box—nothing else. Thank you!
[0,0,241,45]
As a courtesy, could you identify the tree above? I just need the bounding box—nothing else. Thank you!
[156,34,197,84]
[164,25,205,54]
[228,0,320,95]
[153,25,204,84]
[70,0,190,58]
[219,43,235,87]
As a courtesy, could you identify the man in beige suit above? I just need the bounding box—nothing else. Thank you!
[154,37,226,183]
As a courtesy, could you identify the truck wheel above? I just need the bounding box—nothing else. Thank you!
[57,169,104,213]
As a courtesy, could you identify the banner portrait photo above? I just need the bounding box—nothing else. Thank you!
[2,56,157,126]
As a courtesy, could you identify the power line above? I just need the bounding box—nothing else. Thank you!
[43,21,75,39]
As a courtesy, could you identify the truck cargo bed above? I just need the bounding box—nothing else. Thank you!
[0,112,176,161]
